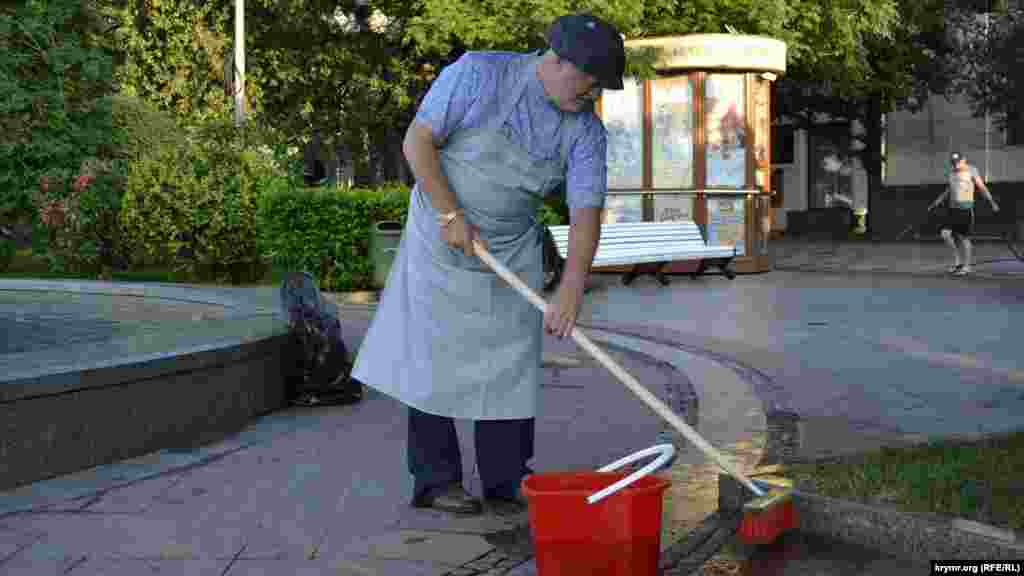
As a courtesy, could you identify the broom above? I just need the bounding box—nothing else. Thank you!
[472,240,796,545]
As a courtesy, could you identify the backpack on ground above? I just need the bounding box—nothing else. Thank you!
[279,271,363,407]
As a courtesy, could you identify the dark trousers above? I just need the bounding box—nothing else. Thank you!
[407,406,534,501]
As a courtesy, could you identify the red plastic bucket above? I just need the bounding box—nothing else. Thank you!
[522,471,671,576]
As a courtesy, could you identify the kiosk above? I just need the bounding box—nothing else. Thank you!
[596,34,787,274]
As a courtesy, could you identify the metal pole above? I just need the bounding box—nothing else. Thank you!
[234,0,246,127]
[985,5,991,179]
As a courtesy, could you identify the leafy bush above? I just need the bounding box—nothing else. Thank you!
[259,183,572,291]
[19,96,184,277]
[0,0,116,224]
[540,191,570,226]
[537,201,564,226]
[107,94,186,162]
[0,238,14,272]
[121,119,281,284]
[258,184,411,292]
[31,158,128,277]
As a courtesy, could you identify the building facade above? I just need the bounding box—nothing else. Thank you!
[773,92,1024,237]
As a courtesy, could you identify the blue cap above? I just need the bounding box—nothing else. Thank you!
[546,14,626,90]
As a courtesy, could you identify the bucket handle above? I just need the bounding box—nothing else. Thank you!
[587,443,676,505]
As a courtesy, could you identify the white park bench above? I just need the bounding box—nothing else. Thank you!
[545,221,737,288]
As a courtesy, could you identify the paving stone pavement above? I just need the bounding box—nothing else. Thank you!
[3,307,759,576]
[5,262,1021,575]
[771,237,1024,278]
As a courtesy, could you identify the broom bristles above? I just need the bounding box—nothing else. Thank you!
[737,489,798,545]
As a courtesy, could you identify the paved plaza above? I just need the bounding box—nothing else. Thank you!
[1,239,1021,574]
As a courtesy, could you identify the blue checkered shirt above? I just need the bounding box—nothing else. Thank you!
[414,51,608,211]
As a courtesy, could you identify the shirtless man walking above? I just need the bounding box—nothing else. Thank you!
[928,152,1000,276]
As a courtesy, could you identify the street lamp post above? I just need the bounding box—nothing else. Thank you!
[234,0,246,127]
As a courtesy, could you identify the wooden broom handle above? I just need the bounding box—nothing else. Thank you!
[472,240,764,497]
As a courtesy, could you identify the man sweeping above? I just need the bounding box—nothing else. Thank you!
[351,14,625,516]
[928,152,1000,276]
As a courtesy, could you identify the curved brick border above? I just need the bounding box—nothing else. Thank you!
[0,280,289,491]
[568,319,1024,568]
[719,473,1024,564]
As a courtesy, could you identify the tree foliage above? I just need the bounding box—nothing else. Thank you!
[944,0,1024,130]
[407,0,901,89]
[112,0,238,123]
[0,0,117,221]
[103,0,925,187]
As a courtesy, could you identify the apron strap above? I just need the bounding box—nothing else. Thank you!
[490,52,543,131]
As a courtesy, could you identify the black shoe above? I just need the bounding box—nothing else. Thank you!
[486,486,529,516]
[411,484,483,516]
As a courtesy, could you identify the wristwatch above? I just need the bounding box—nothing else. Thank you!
[437,210,462,228]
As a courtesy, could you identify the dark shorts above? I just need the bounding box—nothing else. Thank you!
[940,207,974,237]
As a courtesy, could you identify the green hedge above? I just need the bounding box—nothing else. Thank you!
[0,237,14,272]
[259,184,570,292]
[258,184,411,292]
[121,119,280,284]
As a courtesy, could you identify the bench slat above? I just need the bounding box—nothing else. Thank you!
[559,246,736,260]
[549,226,705,241]
[548,223,701,231]
[577,233,705,242]
[581,246,735,258]
[546,220,735,280]
[587,252,736,263]
[548,223,701,234]
[549,222,698,229]
[548,221,735,265]
[589,253,733,267]
[550,231,705,241]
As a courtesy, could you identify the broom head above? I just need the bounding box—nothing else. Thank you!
[737,487,798,545]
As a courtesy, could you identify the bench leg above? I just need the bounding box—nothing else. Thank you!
[718,259,736,279]
[654,262,671,286]
[690,260,706,279]
[622,266,639,286]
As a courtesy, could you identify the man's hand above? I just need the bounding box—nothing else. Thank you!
[442,214,487,257]
[992,200,1000,213]
[544,276,585,339]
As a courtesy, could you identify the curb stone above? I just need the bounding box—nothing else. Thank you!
[660,510,743,575]
[718,473,1024,563]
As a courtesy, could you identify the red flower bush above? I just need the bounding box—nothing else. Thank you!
[31,159,125,277]
[73,174,94,193]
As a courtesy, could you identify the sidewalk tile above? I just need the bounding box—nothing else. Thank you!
[75,474,186,515]
[225,556,447,576]
[236,520,327,560]
[239,553,448,573]
[0,523,44,562]
[0,556,87,575]
[14,515,245,561]
[394,508,524,536]
[335,530,492,567]
[60,558,231,575]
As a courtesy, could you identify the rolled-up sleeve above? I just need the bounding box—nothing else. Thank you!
[565,118,608,211]
[414,55,484,143]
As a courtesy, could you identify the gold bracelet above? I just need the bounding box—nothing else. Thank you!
[438,210,461,228]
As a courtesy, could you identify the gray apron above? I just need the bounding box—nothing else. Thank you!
[352,54,578,420]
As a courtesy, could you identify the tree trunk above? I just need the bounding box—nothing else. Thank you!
[864,95,884,239]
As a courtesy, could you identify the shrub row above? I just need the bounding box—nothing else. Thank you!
[257,184,411,292]
[23,92,569,288]
[257,185,570,292]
